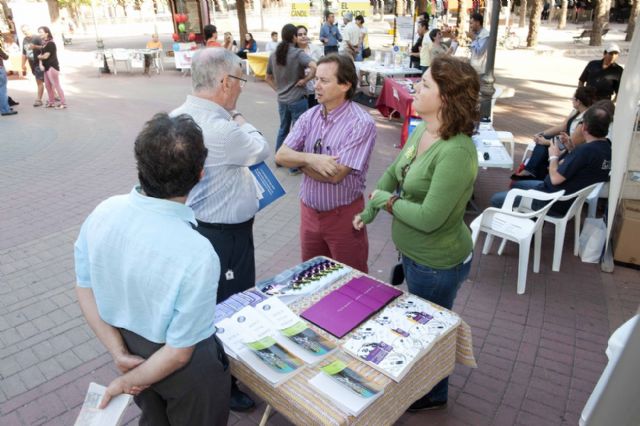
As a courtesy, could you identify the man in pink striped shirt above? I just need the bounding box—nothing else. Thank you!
[275,54,377,272]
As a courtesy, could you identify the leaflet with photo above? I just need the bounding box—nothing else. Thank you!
[74,382,132,426]
[308,354,386,416]
[256,297,336,361]
[341,294,460,381]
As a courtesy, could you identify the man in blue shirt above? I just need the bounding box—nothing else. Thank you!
[469,13,489,74]
[319,11,342,55]
[75,113,230,425]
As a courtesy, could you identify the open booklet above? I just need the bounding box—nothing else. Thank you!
[341,294,460,382]
[74,382,132,426]
[308,353,387,416]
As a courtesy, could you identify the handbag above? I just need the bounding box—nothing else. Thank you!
[579,218,606,263]
[389,262,405,286]
[362,47,372,59]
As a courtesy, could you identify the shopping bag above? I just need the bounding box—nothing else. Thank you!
[579,218,606,263]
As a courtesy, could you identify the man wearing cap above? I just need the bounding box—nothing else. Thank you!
[579,43,624,101]
[340,12,361,60]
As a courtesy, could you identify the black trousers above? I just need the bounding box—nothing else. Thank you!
[196,218,255,303]
[119,329,231,426]
[324,45,339,55]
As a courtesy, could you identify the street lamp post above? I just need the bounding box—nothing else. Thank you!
[479,0,502,120]
[90,0,104,49]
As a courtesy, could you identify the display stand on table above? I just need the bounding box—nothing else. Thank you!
[223,257,477,426]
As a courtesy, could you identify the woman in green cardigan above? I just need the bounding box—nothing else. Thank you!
[353,55,479,411]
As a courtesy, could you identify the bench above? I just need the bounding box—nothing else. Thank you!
[574,28,609,42]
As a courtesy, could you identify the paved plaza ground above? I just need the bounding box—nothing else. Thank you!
[1,19,639,425]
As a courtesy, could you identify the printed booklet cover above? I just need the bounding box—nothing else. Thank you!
[341,294,460,382]
[300,276,402,338]
[308,354,386,416]
[74,382,132,426]
[249,162,285,210]
[256,257,351,302]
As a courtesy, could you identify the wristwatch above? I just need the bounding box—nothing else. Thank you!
[230,110,243,120]
[385,195,400,214]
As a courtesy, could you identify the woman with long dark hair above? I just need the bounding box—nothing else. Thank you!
[237,33,257,59]
[295,25,322,109]
[354,56,479,411]
[266,24,317,161]
[37,26,66,109]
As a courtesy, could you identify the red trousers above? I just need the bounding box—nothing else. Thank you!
[300,197,369,273]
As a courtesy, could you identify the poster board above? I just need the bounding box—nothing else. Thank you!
[338,2,371,17]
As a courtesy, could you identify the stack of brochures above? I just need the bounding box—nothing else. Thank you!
[308,354,386,416]
[341,294,460,382]
[74,382,132,426]
[214,289,268,324]
[256,257,351,303]
[216,297,336,387]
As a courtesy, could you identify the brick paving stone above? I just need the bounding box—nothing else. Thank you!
[1,374,28,399]
[493,405,519,426]
[38,358,66,381]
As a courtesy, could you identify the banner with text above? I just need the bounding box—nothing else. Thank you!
[338,2,371,17]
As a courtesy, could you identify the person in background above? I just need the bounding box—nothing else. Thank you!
[295,25,322,108]
[340,12,360,61]
[237,33,257,59]
[170,48,269,412]
[419,20,433,73]
[204,24,221,47]
[37,26,66,109]
[490,104,612,216]
[75,113,231,425]
[319,11,342,55]
[409,20,426,69]
[512,86,595,180]
[429,29,452,58]
[1,38,17,116]
[578,43,624,102]
[265,31,279,53]
[266,24,316,166]
[468,12,489,74]
[20,25,44,107]
[354,15,369,61]
[354,56,480,411]
[144,33,163,75]
[222,32,238,53]
[276,54,376,272]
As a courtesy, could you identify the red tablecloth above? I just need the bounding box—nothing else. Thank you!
[375,77,420,147]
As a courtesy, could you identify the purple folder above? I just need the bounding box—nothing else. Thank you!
[301,276,402,338]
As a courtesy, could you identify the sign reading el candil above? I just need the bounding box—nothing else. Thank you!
[338,1,371,17]
[291,0,310,17]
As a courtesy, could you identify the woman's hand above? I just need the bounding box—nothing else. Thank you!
[353,214,365,231]
[533,134,550,145]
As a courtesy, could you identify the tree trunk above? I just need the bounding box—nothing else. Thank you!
[590,0,607,45]
[46,0,60,23]
[627,0,639,41]
[558,0,568,28]
[418,0,427,14]
[236,0,248,44]
[519,0,527,27]
[456,0,468,43]
[395,0,405,17]
[527,0,543,46]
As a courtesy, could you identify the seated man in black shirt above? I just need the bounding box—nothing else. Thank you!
[579,43,624,101]
[490,104,612,215]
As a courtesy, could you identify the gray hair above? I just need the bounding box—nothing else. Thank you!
[191,48,242,93]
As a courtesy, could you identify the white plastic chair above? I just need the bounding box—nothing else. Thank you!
[515,182,603,272]
[111,48,131,74]
[496,131,515,165]
[586,181,609,218]
[470,189,565,295]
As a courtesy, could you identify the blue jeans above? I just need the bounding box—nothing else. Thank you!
[0,68,10,114]
[490,180,545,209]
[275,97,308,153]
[402,254,472,403]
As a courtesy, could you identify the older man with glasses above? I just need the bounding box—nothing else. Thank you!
[170,47,268,412]
[275,54,376,273]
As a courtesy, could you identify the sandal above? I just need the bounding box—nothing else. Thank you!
[33,100,43,107]
[45,103,56,108]
[55,104,67,110]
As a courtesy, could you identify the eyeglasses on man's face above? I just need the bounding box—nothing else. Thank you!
[226,74,247,88]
